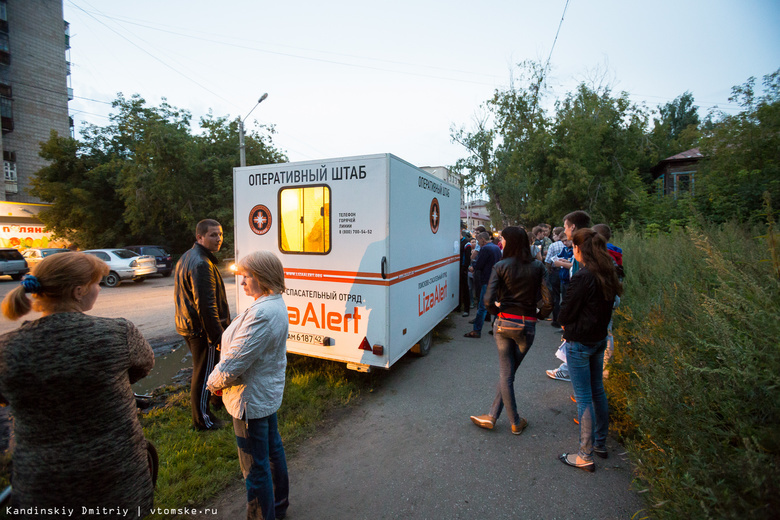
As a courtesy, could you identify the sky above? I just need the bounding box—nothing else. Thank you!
[64,0,780,171]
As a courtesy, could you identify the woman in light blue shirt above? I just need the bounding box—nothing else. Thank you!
[207,251,289,520]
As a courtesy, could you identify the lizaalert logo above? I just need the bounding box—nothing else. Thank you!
[429,197,440,234]
[249,204,272,235]
[288,301,363,334]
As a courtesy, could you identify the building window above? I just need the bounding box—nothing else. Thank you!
[0,95,12,133]
[672,170,695,197]
[279,185,331,254]
[4,159,16,181]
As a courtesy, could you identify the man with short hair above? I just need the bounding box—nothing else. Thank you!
[465,232,502,338]
[175,219,232,430]
[545,210,591,382]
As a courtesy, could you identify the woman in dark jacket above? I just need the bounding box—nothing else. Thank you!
[469,226,552,435]
[0,252,155,516]
[557,228,623,472]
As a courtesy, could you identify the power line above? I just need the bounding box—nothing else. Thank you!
[68,3,503,85]
[67,1,236,107]
[544,0,571,77]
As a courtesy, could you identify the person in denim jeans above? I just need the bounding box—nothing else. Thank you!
[469,227,552,434]
[208,251,290,519]
[557,228,623,473]
[464,232,502,338]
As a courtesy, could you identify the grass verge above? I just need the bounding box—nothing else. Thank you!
[607,220,780,519]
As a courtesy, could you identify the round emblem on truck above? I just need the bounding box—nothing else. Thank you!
[429,198,440,234]
[249,204,272,235]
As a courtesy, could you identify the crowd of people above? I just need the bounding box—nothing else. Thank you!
[461,210,624,473]
[0,210,624,517]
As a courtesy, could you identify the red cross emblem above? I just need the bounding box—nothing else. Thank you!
[249,204,272,235]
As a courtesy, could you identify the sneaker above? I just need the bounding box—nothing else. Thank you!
[550,321,560,328]
[462,312,469,317]
[593,446,608,459]
[511,417,528,435]
[546,368,570,382]
[470,414,495,430]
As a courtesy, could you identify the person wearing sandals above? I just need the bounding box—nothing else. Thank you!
[469,226,552,434]
[0,252,156,516]
[557,228,623,472]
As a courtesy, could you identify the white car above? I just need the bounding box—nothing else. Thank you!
[83,249,157,287]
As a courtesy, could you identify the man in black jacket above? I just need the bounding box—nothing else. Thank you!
[175,219,232,430]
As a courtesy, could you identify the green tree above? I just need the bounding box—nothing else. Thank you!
[31,131,128,247]
[695,69,780,222]
[451,61,550,227]
[543,83,653,226]
[30,94,287,252]
[650,91,701,165]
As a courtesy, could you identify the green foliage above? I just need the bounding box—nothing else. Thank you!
[649,91,701,164]
[453,67,778,233]
[451,61,656,228]
[30,94,287,254]
[695,70,780,224]
[607,222,780,518]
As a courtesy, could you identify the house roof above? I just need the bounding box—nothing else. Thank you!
[663,148,702,161]
[651,147,703,177]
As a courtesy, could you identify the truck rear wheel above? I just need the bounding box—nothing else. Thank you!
[411,331,433,356]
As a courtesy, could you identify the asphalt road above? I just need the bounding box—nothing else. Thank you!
[193,314,646,520]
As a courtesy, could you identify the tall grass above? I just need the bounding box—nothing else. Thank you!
[607,221,780,519]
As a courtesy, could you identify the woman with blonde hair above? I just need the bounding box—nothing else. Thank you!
[208,250,290,520]
[0,252,155,515]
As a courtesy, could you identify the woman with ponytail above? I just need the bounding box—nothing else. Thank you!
[557,228,623,473]
[0,252,155,516]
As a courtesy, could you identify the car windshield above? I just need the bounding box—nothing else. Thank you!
[42,249,68,257]
[0,250,24,260]
[113,249,139,259]
[145,247,167,256]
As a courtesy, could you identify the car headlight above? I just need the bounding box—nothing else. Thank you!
[130,260,138,267]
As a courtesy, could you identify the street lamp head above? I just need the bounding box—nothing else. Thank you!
[244,93,269,121]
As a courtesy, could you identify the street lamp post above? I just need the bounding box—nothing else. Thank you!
[239,93,268,167]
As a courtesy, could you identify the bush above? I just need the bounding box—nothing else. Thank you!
[607,221,780,519]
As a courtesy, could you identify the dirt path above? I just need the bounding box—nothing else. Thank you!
[189,314,646,519]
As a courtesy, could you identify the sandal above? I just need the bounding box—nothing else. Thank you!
[464,331,481,338]
[558,452,595,473]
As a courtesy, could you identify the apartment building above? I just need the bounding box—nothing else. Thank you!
[1,0,70,203]
[0,0,70,248]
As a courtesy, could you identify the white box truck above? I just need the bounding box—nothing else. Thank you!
[233,153,460,371]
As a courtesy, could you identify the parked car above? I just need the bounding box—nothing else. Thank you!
[124,245,174,277]
[0,248,29,280]
[82,249,157,287]
[21,248,72,267]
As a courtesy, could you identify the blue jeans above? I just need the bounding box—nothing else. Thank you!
[233,413,290,520]
[473,284,488,332]
[488,319,536,426]
[567,339,609,462]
